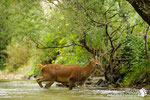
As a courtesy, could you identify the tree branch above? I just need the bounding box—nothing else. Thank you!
[109,13,119,19]
[105,24,115,50]
[144,25,150,60]
[121,22,144,33]
[36,41,93,53]
[77,1,106,26]
[79,31,93,53]
[37,44,73,49]
[110,24,122,36]
[113,58,133,61]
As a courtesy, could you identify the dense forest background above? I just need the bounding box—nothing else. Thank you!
[0,0,150,88]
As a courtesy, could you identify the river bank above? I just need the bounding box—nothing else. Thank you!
[0,70,29,80]
[0,63,32,80]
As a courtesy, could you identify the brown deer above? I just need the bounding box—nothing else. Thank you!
[36,58,104,90]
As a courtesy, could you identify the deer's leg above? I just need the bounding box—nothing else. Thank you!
[36,77,50,88]
[36,77,44,88]
[44,81,54,89]
[69,78,75,90]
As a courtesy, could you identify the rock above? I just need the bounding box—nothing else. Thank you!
[96,79,108,87]
[56,83,69,87]
[96,79,103,85]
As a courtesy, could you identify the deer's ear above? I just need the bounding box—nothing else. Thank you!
[90,58,95,62]
[88,56,94,61]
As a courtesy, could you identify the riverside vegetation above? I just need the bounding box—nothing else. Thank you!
[0,0,150,89]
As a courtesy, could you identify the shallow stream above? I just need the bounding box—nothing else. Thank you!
[0,80,149,100]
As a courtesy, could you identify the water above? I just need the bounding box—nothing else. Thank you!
[0,80,149,100]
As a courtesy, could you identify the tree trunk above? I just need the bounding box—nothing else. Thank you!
[127,0,150,25]
[144,26,150,60]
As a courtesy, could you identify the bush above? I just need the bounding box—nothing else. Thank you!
[5,39,32,71]
[120,34,150,87]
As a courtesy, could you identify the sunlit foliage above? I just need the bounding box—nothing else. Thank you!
[0,0,149,87]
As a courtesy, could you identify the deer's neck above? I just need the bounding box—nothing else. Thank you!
[84,62,96,77]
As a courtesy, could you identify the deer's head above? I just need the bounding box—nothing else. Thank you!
[90,58,105,72]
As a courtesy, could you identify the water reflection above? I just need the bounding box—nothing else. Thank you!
[0,80,149,100]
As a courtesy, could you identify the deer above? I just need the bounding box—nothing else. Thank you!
[36,58,104,90]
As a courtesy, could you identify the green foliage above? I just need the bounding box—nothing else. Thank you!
[123,61,150,86]
[25,57,41,76]
[120,34,150,86]
[55,46,91,65]
[5,38,32,71]
[0,0,149,87]
[121,34,145,61]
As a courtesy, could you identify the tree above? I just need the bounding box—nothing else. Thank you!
[0,0,149,87]
[127,0,150,25]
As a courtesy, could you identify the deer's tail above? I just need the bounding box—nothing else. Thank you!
[37,64,46,68]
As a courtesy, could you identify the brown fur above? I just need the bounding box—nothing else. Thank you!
[36,59,104,90]
[37,64,46,68]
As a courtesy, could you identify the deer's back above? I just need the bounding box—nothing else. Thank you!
[42,64,83,82]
